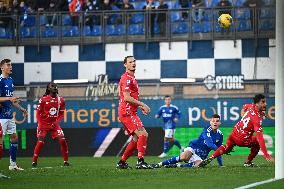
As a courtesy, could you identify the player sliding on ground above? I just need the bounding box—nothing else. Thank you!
[32,82,69,167]
[152,114,223,168]
[116,56,152,169]
[199,94,274,168]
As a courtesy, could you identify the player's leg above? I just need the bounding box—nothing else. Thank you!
[6,119,23,171]
[32,129,47,167]
[244,136,260,167]
[52,128,69,166]
[158,132,171,158]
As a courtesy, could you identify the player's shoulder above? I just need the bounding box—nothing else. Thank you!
[204,125,212,133]
[170,104,179,109]
[58,96,65,102]
[217,129,223,135]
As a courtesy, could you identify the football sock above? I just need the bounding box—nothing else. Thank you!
[163,141,170,153]
[121,140,137,161]
[179,162,194,168]
[9,142,18,165]
[32,140,44,163]
[211,145,227,158]
[162,156,180,166]
[173,139,182,149]
[0,143,3,158]
[59,138,68,162]
[137,135,147,159]
[247,145,260,162]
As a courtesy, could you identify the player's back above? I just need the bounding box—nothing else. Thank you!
[0,75,14,119]
[118,72,139,116]
[232,104,262,139]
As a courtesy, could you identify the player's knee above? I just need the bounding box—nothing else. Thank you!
[180,151,191,161]
[10,134,18,143]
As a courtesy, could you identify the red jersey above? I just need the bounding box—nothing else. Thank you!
[36,95,65,130]
[118,72,139,117]
[232,104,270,158]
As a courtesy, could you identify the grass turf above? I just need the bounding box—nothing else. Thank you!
[0,155,280,189]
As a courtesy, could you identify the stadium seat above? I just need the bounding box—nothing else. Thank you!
[92,25,102,36]
[20,15,36,27]
[203,21,212,33]
[171,12,181,22]
[131,14,144,24]
[237,20,251,31]
[0,27,6,38]
[62,15,72,26]
[42,27,57,37]
[40,15,47,26]
[83,26,91,36]
[209,0,220,7]
[192,23,202,33]
[260,9,275,18]
[235,0,245,6]
[259,20,274,30]
[235,9,250,19]
[132,2,145,10]
[203,11,213,21]
[128,24,144,35]
[20,27,37,38]
[106,25,116,35]
[63,26,79,37]
[171,21,188,34]
[115,24,126,35]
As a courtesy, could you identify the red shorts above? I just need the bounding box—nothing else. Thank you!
[119,114,144,135]
[226,133,258,149]
[37,125,65,139]
[0,124,2,138]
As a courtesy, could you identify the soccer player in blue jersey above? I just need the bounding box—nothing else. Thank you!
[152,114,223,168]
[155,95,183,158]
[0,59,28,171]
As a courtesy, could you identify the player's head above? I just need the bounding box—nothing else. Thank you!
[0,59,12,76]
[164,95,171,106]
[45,82,58,97]
[210,114,221,131]
[124,56,136,73]
[253,94,266,112]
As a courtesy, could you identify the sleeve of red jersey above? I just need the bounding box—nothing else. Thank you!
[242,104,252,111]
[36,98,44,126]
[57,97,66,124]
[253,119,271,159]
[121,77,131,93]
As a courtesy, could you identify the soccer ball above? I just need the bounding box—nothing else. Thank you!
[218,14,233,29]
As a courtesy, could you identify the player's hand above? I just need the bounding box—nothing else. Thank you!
[9,97,19,103]
[140,104,150,115]
[20,108,28,118]
[173,118,178,123]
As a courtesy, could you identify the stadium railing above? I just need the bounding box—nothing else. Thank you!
[0,6,275,47]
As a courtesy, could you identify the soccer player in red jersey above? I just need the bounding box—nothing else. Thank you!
[200,94,274,167]
[32,82,69,167]
[116,56,152,169]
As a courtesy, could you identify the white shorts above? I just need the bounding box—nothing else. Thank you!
[0,119,17,135]
[183,147,203,163]
[164,129,175,138]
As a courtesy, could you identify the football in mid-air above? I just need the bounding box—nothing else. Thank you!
[218,13,233,28]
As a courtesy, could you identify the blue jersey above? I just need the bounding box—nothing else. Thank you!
[0,75,14,119]
[156,104,181,129]
[189,125,223,166]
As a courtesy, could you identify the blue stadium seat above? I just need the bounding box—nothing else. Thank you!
[166,1,175,9]
[210,0,220,7]
[171,22,188,34]
[0,27,6,38]
[235,9,250,19]
[203,11,213,21]
[63,26,79,37]
[20,27,37,38]
[83,26,91,36]
[62,15,72,26]
[106,25,116,35]
[92,25,102,36]
[154,24,160,34]
[128,24,144,35]
[132,2,145,10]
[235,0,245,6]
[115,24,126,35]
[192,23,202,33]
[171,12,181,22]
[42,27,57,37]
[237,20,251,31]
[40,15,47,26]
[259,20,274,30]
[260,9,275,18]
[203,21,212,33]
[131,14,144,24]
[20,15,36,27]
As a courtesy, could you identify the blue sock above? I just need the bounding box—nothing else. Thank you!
[179,162,194,168]
[9,142,18,165]
[162,156,180,166]
[173,140,182,149]
[163,141,170,153]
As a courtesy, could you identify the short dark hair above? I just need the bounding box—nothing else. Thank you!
[123,56,134,64]
[212,114,220,119]
[0,59,11,67]
[164,95,171,99]
[253,94,265,104]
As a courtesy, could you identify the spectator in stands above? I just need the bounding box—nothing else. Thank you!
[243,0,264,33]
[45,0,57,27]
[217,0,232,16]
[0,1,8,28]
[191,0,205,23]
[83,0,95,30]
[32,0,49,12]
[56,0,69,12]
[116,0,134,24]
[143,0,156,37]
[157,0,168,37]
[19,1,28,26]
[179,0,189,19]
[98,0,112,24]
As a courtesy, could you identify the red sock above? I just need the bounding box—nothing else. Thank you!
[0,143,3,159]
[211,145,227,158]
[59,138,69,162]
[137,135,147,159]
[247,145,260,162]
[32,141,44,163]
[121,140,137,161]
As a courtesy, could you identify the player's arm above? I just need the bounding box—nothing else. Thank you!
[12,100,28,118]
[216,132,224,167]
[123,92,150,115]
[253,120,273,162]
[56,97,66,124]
[202,130,218,151]
[0,96,19,103]
[36,98,44,126]
[174,107,181,122]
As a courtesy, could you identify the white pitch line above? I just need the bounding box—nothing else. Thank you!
[234,178,278,189]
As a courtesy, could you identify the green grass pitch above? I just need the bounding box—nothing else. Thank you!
[0,155,282,189]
